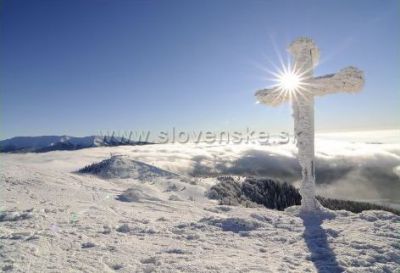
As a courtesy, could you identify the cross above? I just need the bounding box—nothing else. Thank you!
[255,37,364,212]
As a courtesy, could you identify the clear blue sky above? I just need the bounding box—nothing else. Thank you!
[1,0,399,139]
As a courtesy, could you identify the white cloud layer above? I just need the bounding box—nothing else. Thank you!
[3,130,399,207]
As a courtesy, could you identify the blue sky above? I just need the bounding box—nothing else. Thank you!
[1,0,399,139]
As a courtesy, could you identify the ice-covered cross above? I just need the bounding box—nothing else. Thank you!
[255,37,364,212]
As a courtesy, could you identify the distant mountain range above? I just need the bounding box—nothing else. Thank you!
[0,135,151,153]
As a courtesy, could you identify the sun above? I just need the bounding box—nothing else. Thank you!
[254,54,311,105]
[268,63,309,103]
[278,70,302,92]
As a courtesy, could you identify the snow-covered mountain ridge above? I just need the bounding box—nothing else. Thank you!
[0,135,150,153]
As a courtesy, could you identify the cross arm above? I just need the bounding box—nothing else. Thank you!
[255,87,289,106]
[255,66,364,105]
[309,66,364,96]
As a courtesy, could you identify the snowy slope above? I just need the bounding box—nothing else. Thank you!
[1,137,400,272]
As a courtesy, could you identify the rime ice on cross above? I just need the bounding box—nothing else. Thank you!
[255,37,364,212]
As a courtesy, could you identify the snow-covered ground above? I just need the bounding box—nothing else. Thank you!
[1,130,399,272]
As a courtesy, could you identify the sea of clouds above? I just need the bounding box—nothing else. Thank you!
[9,130,398,208]
[123,130,400,208]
